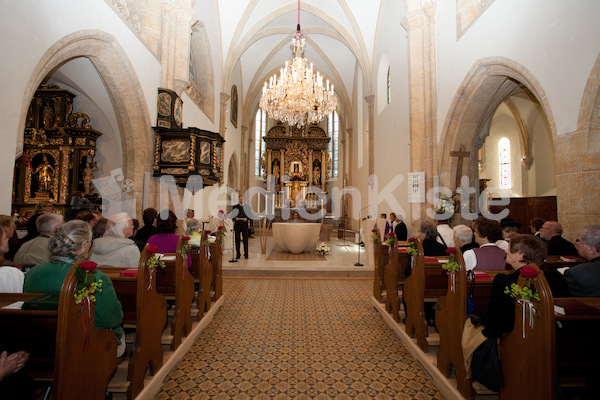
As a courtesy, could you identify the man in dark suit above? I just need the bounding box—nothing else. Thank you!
[564,225,600,296]
[539,221,578,256]
[232,196,250,259]
[393,213,408,241]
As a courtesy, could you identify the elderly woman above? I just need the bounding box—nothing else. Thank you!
[419,219,448,256]
[453,224,479,254]
[462,234,547,390]
[23,220,125,356]
[464,217,506,271]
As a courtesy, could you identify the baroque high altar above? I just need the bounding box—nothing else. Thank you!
[261,123,330,209]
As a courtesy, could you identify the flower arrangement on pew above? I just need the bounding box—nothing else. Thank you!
[74,261,102,305]
[442,248,460,291]
[74,260,102,350]
[203,230,212,245]
[370,229,379,244]
[146,245,166,271]
[217,226,226,239]
[181,236,191,256]
[505,265,540,338]
[146,244,165,290]
[316,242,330,255]
[384,232,395,247]
[406,237,418,256]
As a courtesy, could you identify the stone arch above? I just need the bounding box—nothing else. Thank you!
[20,30,153,214]
[438,57,556,194]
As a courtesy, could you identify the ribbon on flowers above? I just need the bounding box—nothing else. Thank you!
[80,297,92,351]
[147,268,154,290]
[517,298,536,338]
[205,245,211,261]
[448,271,456,292]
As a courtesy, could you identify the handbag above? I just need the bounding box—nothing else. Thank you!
[471,337,503,391]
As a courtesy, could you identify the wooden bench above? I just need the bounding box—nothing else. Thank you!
[403,238,449,351]
[0,260,117,400]
[99,244,169,400]
[154,236,195,350]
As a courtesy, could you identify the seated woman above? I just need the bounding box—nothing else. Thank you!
[23,220,125,356]
[0,227,24,293]
[419,219,448,256]
[148,210,191,267]
[462,234,547,389]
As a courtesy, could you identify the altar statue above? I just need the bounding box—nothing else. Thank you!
[82,161,99,194]
[35,155,54,192]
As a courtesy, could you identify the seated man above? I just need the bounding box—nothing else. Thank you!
[501,218,521,242]
[564,225,600,297]
[539,220,578,256]
[464,217,506,271]
[13,213,63,266]
[453,224,479,254]
[89,213,140,268]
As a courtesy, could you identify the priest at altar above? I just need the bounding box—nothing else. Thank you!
[208,210,233,253]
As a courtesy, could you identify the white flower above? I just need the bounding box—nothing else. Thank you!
[316,242,330,253]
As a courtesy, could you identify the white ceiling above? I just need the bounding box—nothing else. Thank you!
[210,0,385,115]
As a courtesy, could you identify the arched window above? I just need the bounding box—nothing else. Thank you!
[327,111,339,178]
[254,109,267,176]
[499,137,511,189]
[387,67,391,104]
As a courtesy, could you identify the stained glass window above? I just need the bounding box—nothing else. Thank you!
[499,137,511,189]
[327,111,339,177]
[255,110,267,176]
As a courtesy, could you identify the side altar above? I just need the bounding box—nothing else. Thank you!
[261,123,330,209]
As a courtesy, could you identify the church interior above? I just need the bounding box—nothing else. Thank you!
[1,0,600,399]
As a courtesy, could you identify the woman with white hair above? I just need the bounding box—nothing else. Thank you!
[453,224,479,254]
[89,213,140,268]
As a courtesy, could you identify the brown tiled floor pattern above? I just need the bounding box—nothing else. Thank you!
[153,278,444,399]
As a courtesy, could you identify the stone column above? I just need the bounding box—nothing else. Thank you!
[365,95,375,177]
[159,0,194,95]
[402,1,438,230]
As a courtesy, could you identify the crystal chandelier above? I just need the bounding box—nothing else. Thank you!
[259,1,337,127]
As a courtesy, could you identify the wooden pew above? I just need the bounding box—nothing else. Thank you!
[99,244,169,399]
[434,248,473,399]
[154,236,195,350]
[0,260,118,400]
[542,255,586,271]
[404,238,429,351]
[499,266,555,400]
[404,239,449,351]
[209,233,223,302]
[193,232,215,319]
[373,231,383,301]
[381,238,410,322]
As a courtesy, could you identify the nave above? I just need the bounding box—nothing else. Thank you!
[153,278,443,399]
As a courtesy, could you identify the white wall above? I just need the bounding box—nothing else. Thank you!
[436,0,600,139]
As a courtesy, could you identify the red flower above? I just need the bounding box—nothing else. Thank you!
[183,236,191,242]
[205,230,212,234]
[520,266,539,279]
[389,232,395,236]
[445,248,457,255]
[79,261,97,272]
[218,226,224,230]
[408,237,415,242]
[147,244,159,255]
[371,229,377,233]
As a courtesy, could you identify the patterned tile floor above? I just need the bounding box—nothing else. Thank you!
[153,278,444,399]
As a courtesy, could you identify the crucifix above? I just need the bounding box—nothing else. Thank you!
[450,145,471,189]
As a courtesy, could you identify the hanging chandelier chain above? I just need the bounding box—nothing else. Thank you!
[259,0,337,127]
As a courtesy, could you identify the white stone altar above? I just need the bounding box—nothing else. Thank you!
[272,222,321,254]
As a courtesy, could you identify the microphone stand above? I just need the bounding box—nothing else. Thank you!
[355,205,370,266]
